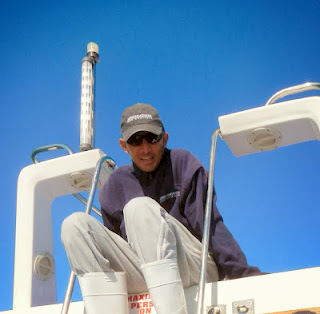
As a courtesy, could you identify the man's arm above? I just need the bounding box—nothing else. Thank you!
[209,193,261,279]
[98,170,125,237]
[183,166,261,280]
[98,165,144,239]
[101,209,122,236]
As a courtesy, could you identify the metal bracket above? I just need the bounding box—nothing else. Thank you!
[207,305,226,314]
[232,299,254,313]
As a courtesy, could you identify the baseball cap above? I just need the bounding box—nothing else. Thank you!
[120,103,164,142]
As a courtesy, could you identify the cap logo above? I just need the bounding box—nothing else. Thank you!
[127,114,153,123]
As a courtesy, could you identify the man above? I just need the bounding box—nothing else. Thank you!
[61,103,261,314]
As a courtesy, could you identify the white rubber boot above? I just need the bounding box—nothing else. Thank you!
[78,272,129,314]
[141,259,188,314]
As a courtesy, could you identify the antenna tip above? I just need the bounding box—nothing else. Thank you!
[87,42,99,55]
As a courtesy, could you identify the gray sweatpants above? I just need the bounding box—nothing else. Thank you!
[61,196,218,293]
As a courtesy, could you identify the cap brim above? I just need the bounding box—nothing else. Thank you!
[122,124,163,142]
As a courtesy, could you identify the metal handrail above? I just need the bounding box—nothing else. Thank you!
[31,144,74,163]
[61,155,113,314]
[265,82,320,106]
[72,193,102,217]
[197,129,221,314]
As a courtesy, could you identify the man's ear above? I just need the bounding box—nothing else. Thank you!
[163,132,169,146]
[119,138,129,153]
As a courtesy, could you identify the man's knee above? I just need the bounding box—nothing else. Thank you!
[61,212,93,244]
[124,196,161,222]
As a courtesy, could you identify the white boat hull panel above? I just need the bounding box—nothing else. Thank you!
[4,267,320,314]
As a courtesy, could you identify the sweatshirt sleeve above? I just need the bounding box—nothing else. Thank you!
[98,174,123,237]
[209,195,261,279]
[98,166,144,239]
[98,170,125,237]
[183,166,261,280]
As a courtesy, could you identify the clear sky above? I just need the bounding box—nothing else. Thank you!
[1,0,320,310]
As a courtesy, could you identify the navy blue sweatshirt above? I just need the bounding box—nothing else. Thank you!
[98,148,261,280]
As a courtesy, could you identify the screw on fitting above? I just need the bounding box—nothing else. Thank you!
[34,252,55,281]
[237,305,249,313]
[87,42,99,63]
[207,306,222,314]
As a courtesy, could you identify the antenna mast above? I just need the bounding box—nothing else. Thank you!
[80,42,99,151]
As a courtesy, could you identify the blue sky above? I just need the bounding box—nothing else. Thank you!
[1,0,320,310]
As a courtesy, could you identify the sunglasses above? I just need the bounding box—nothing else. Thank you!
[127,132,164,146]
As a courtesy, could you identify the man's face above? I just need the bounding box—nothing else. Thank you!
[119,131,169,172]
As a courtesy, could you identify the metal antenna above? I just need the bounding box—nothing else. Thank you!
[80,42,99,151]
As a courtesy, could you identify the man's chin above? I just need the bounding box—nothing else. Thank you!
[141,166,156,172]
[139,162,157,173]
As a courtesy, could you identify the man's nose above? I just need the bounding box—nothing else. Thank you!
[140,139,152,152]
